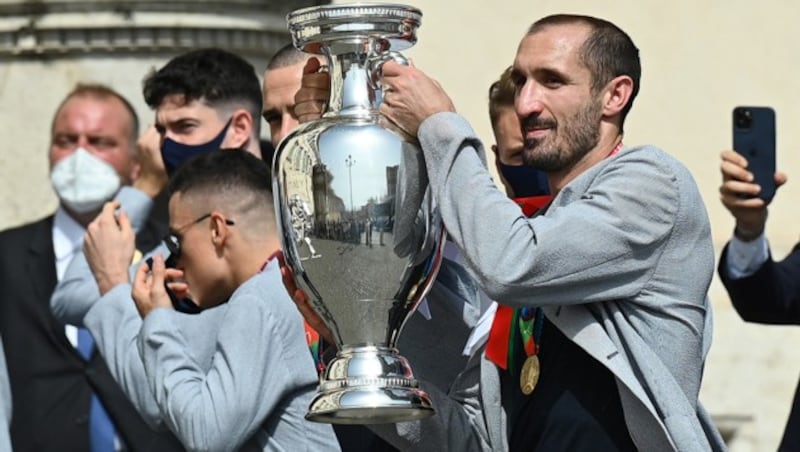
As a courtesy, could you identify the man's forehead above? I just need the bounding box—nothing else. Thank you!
[53,96,129,133]
[57,95,116,118]
[262,63,305,107]
[264,60,307,87]
[168,192,191,225]
[156,95,217,122]
[514,24,590,70]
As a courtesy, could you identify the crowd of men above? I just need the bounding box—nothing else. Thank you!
[0,11,796,452]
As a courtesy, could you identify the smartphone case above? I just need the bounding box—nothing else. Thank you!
[733,106,776,202]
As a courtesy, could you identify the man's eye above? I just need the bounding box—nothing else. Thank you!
[544,77,564,88]
[90,138,116,149]
[174,123,197,134]
[53,135,76,147]
[53,139,72,148]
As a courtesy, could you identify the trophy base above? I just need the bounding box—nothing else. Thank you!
[306,345,434,424]
[306,386,433,424]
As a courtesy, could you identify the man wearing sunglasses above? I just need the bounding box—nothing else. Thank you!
[50,49,270,437]
[118,149,334,450]
[53,48,263,320]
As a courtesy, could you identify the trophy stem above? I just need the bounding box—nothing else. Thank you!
[323,43,380,117]
[306,345,433,424]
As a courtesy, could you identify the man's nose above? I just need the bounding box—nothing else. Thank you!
[76,136,91,149]
[515,81,545,118]
[279,113,300,143]
[161,130,179,145]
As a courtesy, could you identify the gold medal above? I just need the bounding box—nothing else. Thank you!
[520,355,540,395]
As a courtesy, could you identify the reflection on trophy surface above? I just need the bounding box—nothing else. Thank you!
[272,3,446,424]
[290,194,321,260]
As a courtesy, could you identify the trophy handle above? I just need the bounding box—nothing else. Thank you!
[367,51,408,90]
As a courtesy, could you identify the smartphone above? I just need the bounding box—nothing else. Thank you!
[732,106,776,202]
[145,257,202,314]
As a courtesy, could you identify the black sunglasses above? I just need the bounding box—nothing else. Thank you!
[163,213,235,261]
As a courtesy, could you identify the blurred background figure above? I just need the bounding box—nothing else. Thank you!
[0,84,182,451]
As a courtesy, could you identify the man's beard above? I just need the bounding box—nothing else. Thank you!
[521,99,603,172]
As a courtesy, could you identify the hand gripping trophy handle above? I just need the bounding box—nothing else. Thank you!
[273,3,446,424]
[367,51,407,90]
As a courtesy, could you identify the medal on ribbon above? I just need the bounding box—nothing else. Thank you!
[517,307,543,395]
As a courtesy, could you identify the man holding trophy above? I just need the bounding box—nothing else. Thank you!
[292,9,726,452]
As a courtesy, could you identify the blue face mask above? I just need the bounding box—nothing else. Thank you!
[498,161,550,197]
[161,118,232,176]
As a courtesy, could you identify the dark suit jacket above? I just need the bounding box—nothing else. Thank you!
[0,215,183,452]
[719,242,800,452]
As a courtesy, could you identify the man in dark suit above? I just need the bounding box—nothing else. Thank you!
[718,148,800,451]
[0,84,182,451]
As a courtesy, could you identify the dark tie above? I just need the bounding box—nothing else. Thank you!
[77,328,117,452]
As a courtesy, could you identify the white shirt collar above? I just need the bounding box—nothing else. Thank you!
[52,207,85,279]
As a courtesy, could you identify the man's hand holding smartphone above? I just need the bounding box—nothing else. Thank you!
[132,254,186,318]
[139,256,201,315]
[720,107,786,241]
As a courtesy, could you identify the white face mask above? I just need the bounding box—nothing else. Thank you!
[50,147,122,214]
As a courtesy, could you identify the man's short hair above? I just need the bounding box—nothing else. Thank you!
[529,14,641,124]
[167,149,273,222]
[52,83,139,151]
[266,43,309,71]
[143,48,262,136]
[488,66,515,130]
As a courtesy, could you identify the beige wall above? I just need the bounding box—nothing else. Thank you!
[332,0,800,449]
[353,0,800,248]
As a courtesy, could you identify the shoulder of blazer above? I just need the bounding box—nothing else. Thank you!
[0,215,55,252]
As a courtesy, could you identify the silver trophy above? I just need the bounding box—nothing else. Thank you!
[273,3,445,424]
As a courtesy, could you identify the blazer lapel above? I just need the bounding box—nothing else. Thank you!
[543,304,674,450]
[26,217,58,303]
[480,353,507,451]
[25,217,79,354]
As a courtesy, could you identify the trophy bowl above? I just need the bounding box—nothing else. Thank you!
[272,3,445,424]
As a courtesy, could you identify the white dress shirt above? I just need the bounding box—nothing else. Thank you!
[725,233,770,279]
[52,206,125,451]
[52,207,85,347]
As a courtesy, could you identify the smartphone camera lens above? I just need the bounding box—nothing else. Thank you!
[734,108,753,129]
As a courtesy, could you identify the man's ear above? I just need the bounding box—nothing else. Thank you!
[128,158,141,184]
[209,212,232,247]
[600,75,634,118]
[226,109,254,149]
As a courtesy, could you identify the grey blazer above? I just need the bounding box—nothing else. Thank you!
[373,113,726,452]
[138,260,337,452]
[50,188,338,451]
[0,338,11,452]
[51,187,203,428]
